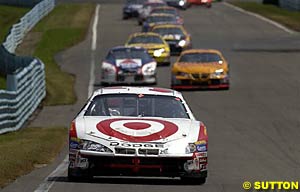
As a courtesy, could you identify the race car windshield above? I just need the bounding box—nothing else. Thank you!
[151,9,177,15]
[153,28,184,36]
[128,35,164,44]
[179,53,223,63]
[147,16,176,23]
[108,49,152,60]
[85,94,189,119]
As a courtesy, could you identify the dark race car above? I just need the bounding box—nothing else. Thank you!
[152,24,191,55]
[165,0,190,10]
[142,13,180,32]
[101,46,157,85]
[150,6,183,24]
[123,0,147,19]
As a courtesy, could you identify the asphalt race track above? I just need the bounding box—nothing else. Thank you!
[3,1,300,192]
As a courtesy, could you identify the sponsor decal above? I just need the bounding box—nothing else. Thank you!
[97,118,178,142]
[110,142,164,148]
[195,152,207,157]
[198,157,207,163]
[195,140,206,145]
[196,144,207,152]
[116,59,142,69]
[70,137,80,142]
[69,141,79,149]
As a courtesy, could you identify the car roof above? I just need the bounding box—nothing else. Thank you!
[181,49,222,55]
[93,87,183,98]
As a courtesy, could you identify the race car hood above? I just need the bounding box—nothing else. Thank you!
[77,116,199,143]
[128,43,166,50]
[175,62,227,74]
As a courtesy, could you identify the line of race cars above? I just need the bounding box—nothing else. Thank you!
[102,0,229,90]
[68,0,226,184]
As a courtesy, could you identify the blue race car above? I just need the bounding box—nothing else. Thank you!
[101,46,157,85]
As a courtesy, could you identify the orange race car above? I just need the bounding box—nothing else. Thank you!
[187,0,212,8]
[171,49,229,89]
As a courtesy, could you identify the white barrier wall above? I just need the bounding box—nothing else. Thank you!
[0,0,54,134]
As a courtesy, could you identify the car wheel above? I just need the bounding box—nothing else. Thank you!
[123,15,129,20]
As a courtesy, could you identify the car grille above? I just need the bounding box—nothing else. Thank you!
[192,73,209,79]
[115,148,159,155]
[138,148,159,155]
[115,147,136,155]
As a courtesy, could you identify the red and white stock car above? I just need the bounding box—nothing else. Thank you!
[68,86,208,184]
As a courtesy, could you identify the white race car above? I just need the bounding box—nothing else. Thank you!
[68,87,208,184]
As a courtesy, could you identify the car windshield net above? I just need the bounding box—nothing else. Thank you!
[151,9,177,15]
[128,35,164,44]
[179,53,222,63]
[85,94,189,118]
[153,27,184,36]
[110,50,151,60]
[147,16,176,23]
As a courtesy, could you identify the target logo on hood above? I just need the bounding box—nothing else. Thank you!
[96,118,178,142]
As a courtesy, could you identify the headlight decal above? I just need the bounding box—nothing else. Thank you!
[79,140,113,153]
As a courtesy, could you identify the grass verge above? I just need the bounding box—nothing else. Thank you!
[0,5,30,89]
[0,127,67,188]
[229,1,300,32]
[32,3,94,105]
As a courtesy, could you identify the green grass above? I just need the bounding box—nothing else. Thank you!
[0,5,30,89]
[32,4,94,105]
[0,5,29,43]
[0,127,67,188]
[229,2,300,32]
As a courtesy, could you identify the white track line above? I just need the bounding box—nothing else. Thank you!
[34,156,68,192]
[34,4,101,192]
[224,2,296,34]
[88,4,101,98]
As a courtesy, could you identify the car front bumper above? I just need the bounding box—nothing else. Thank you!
[171,75,229,89]
[69,152,207,178]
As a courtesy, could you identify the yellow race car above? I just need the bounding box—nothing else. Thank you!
[152,24,191,55]
[126,32,170,65]
[171,49,229,89]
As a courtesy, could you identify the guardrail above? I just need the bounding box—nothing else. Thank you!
[0,0,54,134]
[2,0,55,53]
[0,59,46,134]
[279,0,300,11]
